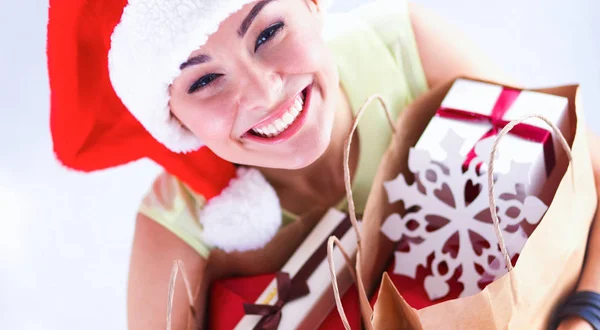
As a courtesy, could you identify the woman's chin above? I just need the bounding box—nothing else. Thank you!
[284,138,331,169]
[249,139,330,170]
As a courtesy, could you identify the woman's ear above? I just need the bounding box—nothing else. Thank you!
[167,85,192,131]
[305,0,321,13]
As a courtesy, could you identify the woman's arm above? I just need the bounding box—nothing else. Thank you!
[128,214,210,330]
[557,130,600,330]
[408,2,515,88]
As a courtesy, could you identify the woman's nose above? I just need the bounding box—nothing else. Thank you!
[239,66,283,111]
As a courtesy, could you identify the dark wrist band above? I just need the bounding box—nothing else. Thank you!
[550,291,600,330]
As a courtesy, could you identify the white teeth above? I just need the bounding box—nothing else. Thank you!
[290,106,300,117]
[274,119,285,131]
[251,90,307,138]
[282,113,294,125]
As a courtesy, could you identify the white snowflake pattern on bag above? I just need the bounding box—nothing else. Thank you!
[380,129,548,300]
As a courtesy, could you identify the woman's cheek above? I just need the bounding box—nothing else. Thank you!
[277,32,326,72]
[184,107,235,144]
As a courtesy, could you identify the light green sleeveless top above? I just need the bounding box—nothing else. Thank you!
[139,0,429,258]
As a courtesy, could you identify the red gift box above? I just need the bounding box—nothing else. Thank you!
[209,277,365,330]
[208,209,361,330]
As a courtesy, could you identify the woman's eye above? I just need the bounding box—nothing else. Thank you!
[188,73,223,94]
[254,21,285,52]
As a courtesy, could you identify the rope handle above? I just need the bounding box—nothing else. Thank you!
[488,114,573,274]
[343,94,396,247]
[327,236,360,330]
[328,95,396,330]
[166,260,197,330]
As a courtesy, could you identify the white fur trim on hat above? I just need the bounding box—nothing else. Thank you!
[108,0,335,153]
[199,167,282,253]
[108,0,255,153]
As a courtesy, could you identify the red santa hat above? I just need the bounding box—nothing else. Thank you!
[47,0,248,197]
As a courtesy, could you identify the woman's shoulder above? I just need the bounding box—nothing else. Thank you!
[139,167,283,256]
[141,171,203,211]
[138,171,212,257]
[325,0,421,64]
[325,0,428,113]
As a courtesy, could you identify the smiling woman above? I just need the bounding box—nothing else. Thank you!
[46,0,600,329]
[169,0,340,170]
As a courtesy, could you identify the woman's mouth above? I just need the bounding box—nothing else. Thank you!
[244,84,312,144]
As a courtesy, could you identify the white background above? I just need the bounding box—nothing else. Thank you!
[0,0,598,329]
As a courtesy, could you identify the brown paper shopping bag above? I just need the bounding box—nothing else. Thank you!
[328,78,598,330]
[371,273,423,330]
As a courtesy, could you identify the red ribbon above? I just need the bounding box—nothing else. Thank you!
[436,87,556,175]
[243,215,354,330]
[243,272,310,330]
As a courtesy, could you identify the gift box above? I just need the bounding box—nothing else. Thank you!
[209,274,365,330]
[231,208,360,330]
[379,78,572,308]
[415,78,571,200]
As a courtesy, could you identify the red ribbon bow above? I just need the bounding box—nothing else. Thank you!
[436,87,556,174]
[243,272,311,330]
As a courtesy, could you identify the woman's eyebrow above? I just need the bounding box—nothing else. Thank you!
[180,0,278,70]
[238,0,277,37]
[180,54,212,70]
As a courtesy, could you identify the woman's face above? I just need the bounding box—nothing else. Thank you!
[170,0,339,169]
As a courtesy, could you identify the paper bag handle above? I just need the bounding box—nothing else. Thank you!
[327,236,360,329]
[344,94,396,245]
[166,260,197,330]
[328,94,396,330]
[488,114,573,279]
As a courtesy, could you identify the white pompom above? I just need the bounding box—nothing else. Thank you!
[200,167,282,253]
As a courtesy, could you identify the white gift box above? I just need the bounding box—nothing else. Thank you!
[234,208,360,330]
[415,78,570,197]
[378,78,570,300]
